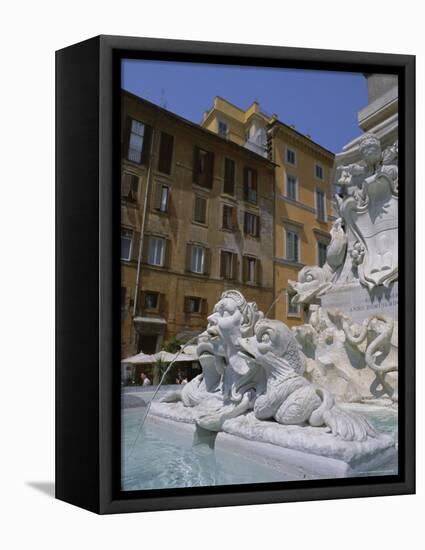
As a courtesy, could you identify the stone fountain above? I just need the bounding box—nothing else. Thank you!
[148,78,399,480]
[150,286,395,479]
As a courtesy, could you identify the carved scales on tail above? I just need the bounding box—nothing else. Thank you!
[239,318,377,442]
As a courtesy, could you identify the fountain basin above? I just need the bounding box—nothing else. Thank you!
[122,397,397,491]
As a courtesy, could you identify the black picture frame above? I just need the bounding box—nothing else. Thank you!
[56,35,415,514]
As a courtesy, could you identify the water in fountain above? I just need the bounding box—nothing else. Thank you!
[128,335,200,457]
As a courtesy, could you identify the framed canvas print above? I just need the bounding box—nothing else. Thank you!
[56,35,415,514]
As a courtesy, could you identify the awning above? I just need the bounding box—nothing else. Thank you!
[133,316,167,325]
[121,349,198,365]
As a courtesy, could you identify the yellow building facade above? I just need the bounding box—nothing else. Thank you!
[202,97,335,327]
[121,92,275,360]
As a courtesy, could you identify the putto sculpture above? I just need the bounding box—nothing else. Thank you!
[288,133,398,307]
[161,290,379,442]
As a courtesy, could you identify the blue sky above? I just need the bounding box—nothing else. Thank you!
[122,59,367,153]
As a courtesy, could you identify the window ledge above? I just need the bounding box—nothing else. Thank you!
[191,220,208,228]
[243,200,259,208]
[185,270,209,278]
[144,262,168,270]
[274,257,304,269]
[192,183,212,193]
[221,193,237,201]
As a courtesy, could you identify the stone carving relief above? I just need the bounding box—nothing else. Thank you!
[293,306,398,404]
[288,134,398,307]
[162,290,381,442]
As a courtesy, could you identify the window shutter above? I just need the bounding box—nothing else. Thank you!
[231,253,238,281]
[193,147,200,183]
[256,215,261,237]
[153,184,163,210]
[206,152,214,188]
[163,239,171,268]
[224,158,235,195]
[195,196,206,223]
[184,296,190,313]
[294,233,299,262]
[158,293,166,316]
[131,231,140,262]
[140,124,152,165]
[201,198,207,223]
[252,169,258,191]
[256,259,262,285]
[139,290,146,313]
[243,167,249,200]
[203,247,211,275]
[242,256,248,283]
[122,117,132,158]
[142,235,149,263]
[185,244,192,272]
[231,207,238,230]
[121,173,131,197]
[243,212,248,235]
[201,298,208,316]
[286,231,293,261]
[158,132,174,174]
[220,251,226,278]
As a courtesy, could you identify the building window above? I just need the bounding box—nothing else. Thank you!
[285,147,296,165]
[157,131,174,174]
[125,119,151,164]
[193,146,214,188]
[286,230,299,262]
[244,212,260,237]
[223,158,235,195]
[144,291,159,310]
[318,241,328,267]
[218,121,229,138]
[121,229,133,261]
[121,173,139,202]
[191,245,205,274]
[286,175,297,201]
[186,296,202,314]
[222,204,236,231]
[153,184,170,213]
[316,189,326,221]
[148,237,165,266]
[220,251,237,280]
[287,292,300,316]
[315,163,324,180]
[244,167,258,203]
[243,256,260,284]
[193,196,207,224]
[121,286,127,309]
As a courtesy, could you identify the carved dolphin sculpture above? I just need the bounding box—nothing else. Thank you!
[238,318,377,442]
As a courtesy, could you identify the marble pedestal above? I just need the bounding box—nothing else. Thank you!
[149,402,396,480]
[321,282,398,322]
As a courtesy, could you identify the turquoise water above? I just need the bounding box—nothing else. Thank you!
[121,402,398,492]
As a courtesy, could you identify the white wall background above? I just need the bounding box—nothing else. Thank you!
[0,1,422,547]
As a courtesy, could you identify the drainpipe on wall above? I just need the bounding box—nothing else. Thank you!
[132,128,156,342]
